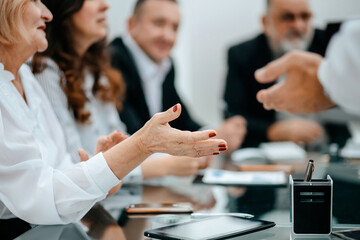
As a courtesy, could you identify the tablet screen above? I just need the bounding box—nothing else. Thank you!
[144,216,275,240]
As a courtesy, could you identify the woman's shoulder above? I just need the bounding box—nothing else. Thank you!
[31,57,64,86]
[19,64,51,94]
[37,57,62,74]
[28,57,63,78]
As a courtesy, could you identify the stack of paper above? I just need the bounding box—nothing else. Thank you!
[259,142,306,163]
[231,142,306,164]
[202,169,287,186]
[340,140,360,159]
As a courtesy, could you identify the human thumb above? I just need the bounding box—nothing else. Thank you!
[156,103,182,125]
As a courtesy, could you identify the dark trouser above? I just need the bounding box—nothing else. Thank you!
[0,218,31,240]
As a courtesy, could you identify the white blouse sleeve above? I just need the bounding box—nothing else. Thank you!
[318,20,360,116]
[0,65,121,225]
[0,110,120,224]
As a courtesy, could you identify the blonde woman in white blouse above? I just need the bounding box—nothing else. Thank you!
[0,0,226,227]
[31,0,216,183]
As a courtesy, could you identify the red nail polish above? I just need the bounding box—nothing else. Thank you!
[213,152,220,155]
[173,105,178,112]
[209,132,216,138]
[218,144,226,148]
[219,148,227,151]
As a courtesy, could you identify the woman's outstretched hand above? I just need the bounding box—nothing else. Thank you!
[134,104,228,157]
[102,104,228,181]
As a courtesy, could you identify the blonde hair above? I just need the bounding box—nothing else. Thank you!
[0,0,29,45]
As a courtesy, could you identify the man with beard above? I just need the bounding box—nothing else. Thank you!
[223,0,344,148]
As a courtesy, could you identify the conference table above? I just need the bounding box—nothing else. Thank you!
[16,150,360,239]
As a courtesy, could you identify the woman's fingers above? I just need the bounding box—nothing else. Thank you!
[154,103,182,125]
[109,131,127,144]
[179,139,228,157]
[78,149,89,162]
[95,136,112,153]
[175,129,218,144]
[120,134,129,142]
[139,104,227,158]
[190,139,227,151]
[96,131,128,155]
[160,128,226,157]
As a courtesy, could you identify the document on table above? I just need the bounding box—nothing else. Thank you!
[231,142,306,164]
[259,142,306,163]
[202,169,287,186]
[341,140,360,159]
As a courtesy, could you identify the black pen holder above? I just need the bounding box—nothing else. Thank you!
[290,175,333,236]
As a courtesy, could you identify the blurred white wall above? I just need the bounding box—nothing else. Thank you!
[107,0,360,127]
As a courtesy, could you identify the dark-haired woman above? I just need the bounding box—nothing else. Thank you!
[32,0,214,183]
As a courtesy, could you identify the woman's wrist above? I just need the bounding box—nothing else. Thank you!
[132,128,153,156]
[103,134,151,180]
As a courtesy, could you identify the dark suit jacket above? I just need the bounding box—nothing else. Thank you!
[223,30,329,148]
[110,37,202,134]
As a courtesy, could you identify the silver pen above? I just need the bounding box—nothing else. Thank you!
[304,159,315,182]
[190,212,254,219]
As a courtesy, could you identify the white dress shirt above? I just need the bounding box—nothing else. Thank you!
[123,34,171,117]
[34,58,143,184]
[0,63,120,224]
[319,20,360,116]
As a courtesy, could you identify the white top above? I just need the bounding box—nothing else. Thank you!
[34,58,143,184]
[0,63,120,224]
[319,20,360,116]
[123,34,171,117]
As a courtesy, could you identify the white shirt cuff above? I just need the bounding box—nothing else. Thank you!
[84,152,121,193]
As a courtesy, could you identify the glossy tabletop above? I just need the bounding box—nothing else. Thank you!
[16,151,360,240]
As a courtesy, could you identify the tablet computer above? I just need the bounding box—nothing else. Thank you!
[144,216,275,240]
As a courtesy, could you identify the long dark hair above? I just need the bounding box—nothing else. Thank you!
[32,0,125,123]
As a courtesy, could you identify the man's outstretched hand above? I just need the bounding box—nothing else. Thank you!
[255,51,335,114]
